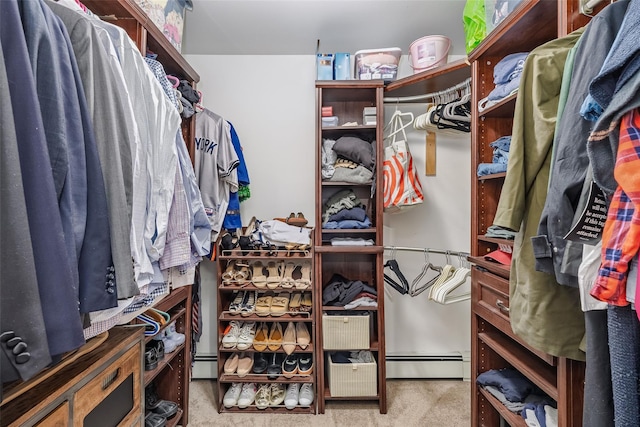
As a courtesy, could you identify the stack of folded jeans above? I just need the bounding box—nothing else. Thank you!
[477,136,512,176]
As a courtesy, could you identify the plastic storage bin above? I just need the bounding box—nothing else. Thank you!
[328,354,377,397]
[322,313,370,350]
[354,47,401,81]
[408,35,450,73]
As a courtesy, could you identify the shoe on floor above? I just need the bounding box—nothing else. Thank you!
[254,383,271,410]
[237,383,257,408]
[284,383,300,409]
[298,383,314,407]
[223,383,242,408]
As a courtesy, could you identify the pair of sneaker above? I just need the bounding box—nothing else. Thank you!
[254,383,286,409]
[229,291,257,316]
[221,321,256,350]
[158,322,185,353]
[284,383,314,409]
[223,382,257,408]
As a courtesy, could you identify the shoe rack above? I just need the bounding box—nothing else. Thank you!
[216,235,317,413]
[314,81,387,414]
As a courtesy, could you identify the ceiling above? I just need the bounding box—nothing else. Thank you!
[182,0,468,56]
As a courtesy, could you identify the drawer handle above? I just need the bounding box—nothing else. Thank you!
[102,367,121,390]
[496,299,510,314]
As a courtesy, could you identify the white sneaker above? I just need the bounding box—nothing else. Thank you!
[236,322,256,350]
[221,321,242,348]
[298,383,314,407]
[223,383,242,408]
[237,383,257,408]
[284,383,299,410]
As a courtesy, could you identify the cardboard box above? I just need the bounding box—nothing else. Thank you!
[134,0,191,53]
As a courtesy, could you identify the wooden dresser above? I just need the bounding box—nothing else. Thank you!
[1,327,144,427]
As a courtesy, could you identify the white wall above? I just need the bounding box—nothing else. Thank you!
[186,54,471,379]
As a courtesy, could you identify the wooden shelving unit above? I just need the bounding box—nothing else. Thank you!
[79,1,200,424]
[469,1,588,425]
[314,80,386,414]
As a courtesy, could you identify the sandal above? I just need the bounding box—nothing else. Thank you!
[281,262,296,288]
[300,292,312,313]
[288,292,302,314]
[222,261,236,283]
[255,295,273,316]
[295,262,312,290]
[234,262,251,284]
[251,261,268,288]
[219,231,238,253]
[267,322,283,351]
[270,292,290,316]
[266,261,283,289]
[253,322,269,351]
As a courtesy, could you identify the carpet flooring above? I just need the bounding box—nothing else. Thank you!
[188,379,470,426]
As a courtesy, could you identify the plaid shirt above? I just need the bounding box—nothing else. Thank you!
[591,107,640,307]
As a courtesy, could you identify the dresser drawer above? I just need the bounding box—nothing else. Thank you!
[73,344,142,426]
[473,267,510,322]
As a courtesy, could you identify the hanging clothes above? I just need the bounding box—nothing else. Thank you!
[194,109,239,242]
[492,28,586,361]
[0,40,53,385]
[0,0,86,362]
[534,0,629,287]
[47,0,139,300]
[222,122,250,232]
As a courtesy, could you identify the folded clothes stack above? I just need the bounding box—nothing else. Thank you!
[321,136,375,184]
[477,135,511,176]
[322,273,377,308]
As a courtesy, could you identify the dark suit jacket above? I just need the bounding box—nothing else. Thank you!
[0,0,85,360]
[0,37,52,384]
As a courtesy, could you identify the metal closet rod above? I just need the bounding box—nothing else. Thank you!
[383,246,469,257]
[383,77,472,104]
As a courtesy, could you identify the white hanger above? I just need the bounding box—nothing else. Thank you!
[432,254,471,304]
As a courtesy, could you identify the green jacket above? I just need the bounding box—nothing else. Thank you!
[493,28,586,361]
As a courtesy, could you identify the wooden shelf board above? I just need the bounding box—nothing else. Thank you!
[468,0,557,62]
[218,373,314,383]
[468,256,510,279]
[315,245,384,254]
[218,345,314,353]
[316,80,385,89]
[218,285,313,293]
[321,181,373,187]
[321,228,377,234]
[478,386,527,426]
[478,93,517,118]
[323,385,379,401]
[220,405,315,414]
[218,252,312,260]
[165,408,184,427]
[219,313,313,322]
[81,0,199,82]
[322,125,377,131]
[384,58,471,98]
[144,343,185,385]
[478,172,507,181]
[478,331,558,400]
[322,305,378,312]
[477,236,514,247]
